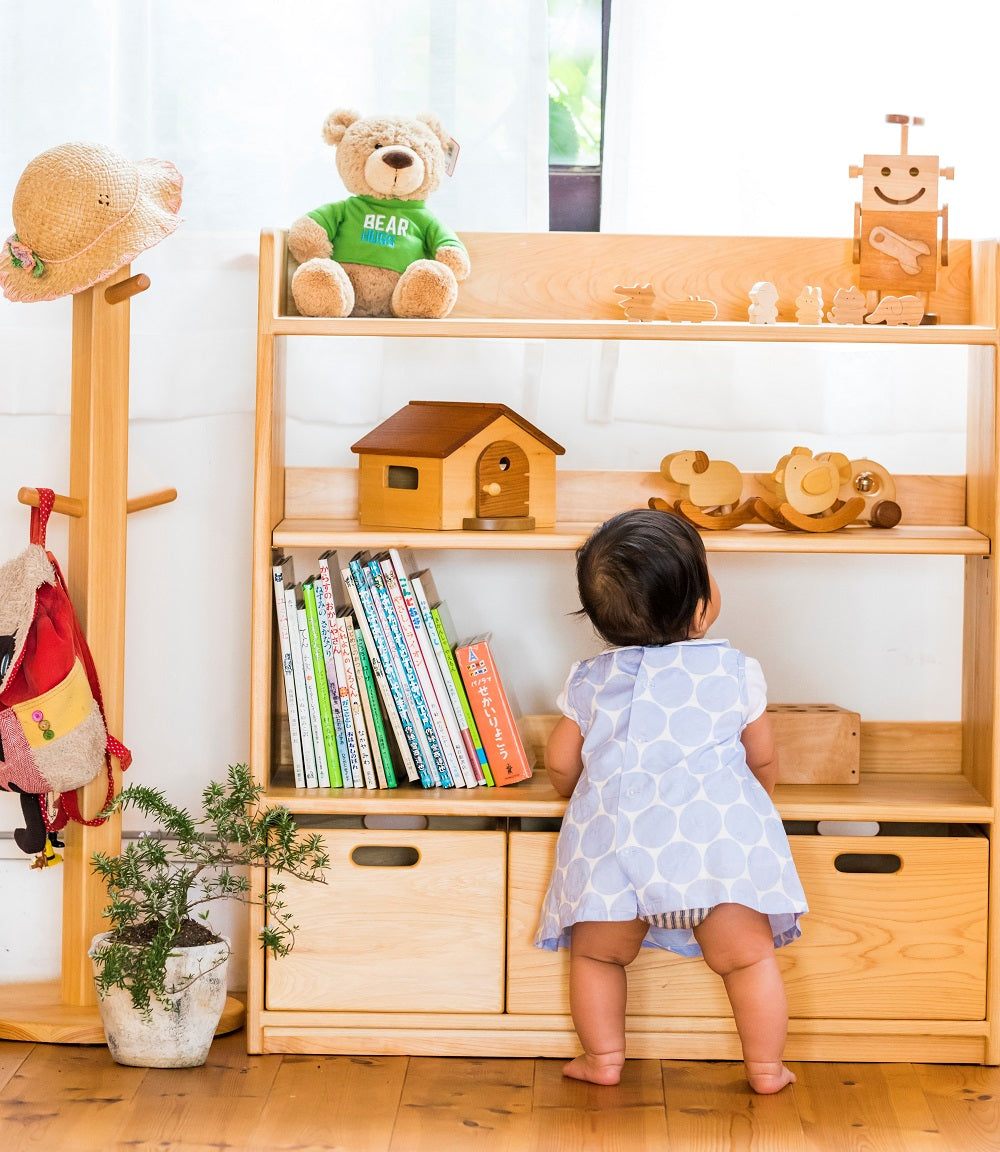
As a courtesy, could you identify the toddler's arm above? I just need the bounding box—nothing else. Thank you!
[741,711,779,795]
[545,716,585,797]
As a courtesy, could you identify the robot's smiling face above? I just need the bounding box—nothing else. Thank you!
[860,154,939,212]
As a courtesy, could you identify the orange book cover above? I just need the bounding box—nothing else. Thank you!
[455,635,532,786]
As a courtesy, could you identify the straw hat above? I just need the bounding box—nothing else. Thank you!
[0,141,183,303]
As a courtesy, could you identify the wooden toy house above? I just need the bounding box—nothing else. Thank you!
[350,400,565,531]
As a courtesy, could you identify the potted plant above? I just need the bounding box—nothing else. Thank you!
[88,763,328,1067]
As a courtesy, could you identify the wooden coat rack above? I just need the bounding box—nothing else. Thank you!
[0,266,241,1042]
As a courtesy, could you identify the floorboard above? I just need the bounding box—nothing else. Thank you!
[1,1035,999,1151]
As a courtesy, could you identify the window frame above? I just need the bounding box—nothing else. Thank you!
[548,0,611,232]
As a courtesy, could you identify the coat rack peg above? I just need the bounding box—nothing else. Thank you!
[17,486,85,518]
[126,486,177,514]
[104,273,150,305]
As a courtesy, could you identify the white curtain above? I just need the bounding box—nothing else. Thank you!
[602,0,1000,238]
[0,0,548,965]
[592,0,997,778]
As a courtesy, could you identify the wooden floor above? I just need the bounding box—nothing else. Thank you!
[2,1029,1000,1151]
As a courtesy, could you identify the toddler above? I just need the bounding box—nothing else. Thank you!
[534,508,807,1093]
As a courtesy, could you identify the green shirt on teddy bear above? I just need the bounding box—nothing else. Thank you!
[307,196,464,276]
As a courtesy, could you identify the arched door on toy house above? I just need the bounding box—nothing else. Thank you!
[470,439,534,528]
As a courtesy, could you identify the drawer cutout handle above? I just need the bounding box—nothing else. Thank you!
[834,852,901,874]
[351,845,420,868]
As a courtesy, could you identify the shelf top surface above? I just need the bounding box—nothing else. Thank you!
[264,314,1000,345]
[265,771,992,823]
[273,519,990,556]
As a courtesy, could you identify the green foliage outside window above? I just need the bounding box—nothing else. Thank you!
[548,0,603,167]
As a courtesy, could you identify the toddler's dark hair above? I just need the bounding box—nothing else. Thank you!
[575,508,711,647]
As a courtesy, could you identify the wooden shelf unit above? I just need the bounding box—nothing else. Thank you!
[248,227,1000,1063]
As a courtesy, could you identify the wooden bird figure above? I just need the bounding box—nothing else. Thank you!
[755,447,865,532]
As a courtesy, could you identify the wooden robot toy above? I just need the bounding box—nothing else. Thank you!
[850,113,953,304]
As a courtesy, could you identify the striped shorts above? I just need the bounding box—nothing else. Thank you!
[642,907,713,930]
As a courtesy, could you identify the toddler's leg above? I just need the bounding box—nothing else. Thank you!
[565,919,648,1085]
[693,904,795,1094]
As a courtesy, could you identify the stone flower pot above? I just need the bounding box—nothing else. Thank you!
[89,931,231,1067]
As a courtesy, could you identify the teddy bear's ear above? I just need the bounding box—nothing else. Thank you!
[322,108,361,147]
[417,113,451,150]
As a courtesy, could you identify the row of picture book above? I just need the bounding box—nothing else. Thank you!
[272,546,533,790]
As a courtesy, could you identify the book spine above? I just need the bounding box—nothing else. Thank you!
[380,556,464,788]
[301,578,343,788]
[432,606,494,786]
[408,570,483,787]
[297,599,332,788]
[284,585,319,787]
[315,555,353,785]
[367,556,447,787]
[329,612,364,787]
[343,566,415,785]
[339,609,378,788]
[271,555,306,788]
[347,556,429,786]
[456,637,532,786]
[352,625,397,788]
[344,621,385,788]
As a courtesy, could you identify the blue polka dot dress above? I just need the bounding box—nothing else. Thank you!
[534,639,807,957]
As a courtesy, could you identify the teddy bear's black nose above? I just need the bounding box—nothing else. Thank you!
[380,149,414,170]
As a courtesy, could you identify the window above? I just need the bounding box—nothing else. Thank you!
[547,0,610,231]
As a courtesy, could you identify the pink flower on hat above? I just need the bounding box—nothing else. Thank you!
[6,235,44,277]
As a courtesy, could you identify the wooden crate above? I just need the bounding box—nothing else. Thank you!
[266,829,506,1013]
[768,703,860,784]
[522,704,861,786]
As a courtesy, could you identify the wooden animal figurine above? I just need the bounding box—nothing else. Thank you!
[826,286,867,324]
[795,286,824,324]
[748,281,779,324]
[840,457,901,527]
[614,283,657,322]
[850,113,953,299]
[663,295,718,322]
[649,449,757,529]
[864,294,923,326]
[754,447,865,532]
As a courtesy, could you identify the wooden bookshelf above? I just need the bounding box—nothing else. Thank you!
[248,228,1000,1065]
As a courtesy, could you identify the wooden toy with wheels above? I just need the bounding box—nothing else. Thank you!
[841,457,902,527]
[649,449,758,529]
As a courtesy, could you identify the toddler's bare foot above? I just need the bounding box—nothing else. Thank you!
[562,1051,625,1085]
[746,1061,796,1094]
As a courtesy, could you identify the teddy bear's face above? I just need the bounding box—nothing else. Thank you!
[336,115,446,201]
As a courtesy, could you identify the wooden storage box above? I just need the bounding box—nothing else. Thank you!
[507,832,730,1016]
[266,828,506,1013]
[768,703,860,784]
[522,704,860,787]
[507,828,987,1021]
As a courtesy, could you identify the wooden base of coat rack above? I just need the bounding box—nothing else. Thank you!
[0,268,243,1043]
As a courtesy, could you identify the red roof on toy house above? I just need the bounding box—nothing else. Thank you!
[350,401,565,459]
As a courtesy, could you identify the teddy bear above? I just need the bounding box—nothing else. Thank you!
[288,108,470,319]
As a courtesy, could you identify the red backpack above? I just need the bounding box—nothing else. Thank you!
[0,489,131,858]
